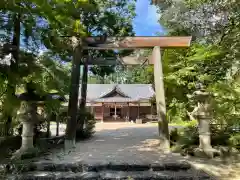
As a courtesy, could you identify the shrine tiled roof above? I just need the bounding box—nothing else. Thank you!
[93,97,136,103]
[79,84,155,102]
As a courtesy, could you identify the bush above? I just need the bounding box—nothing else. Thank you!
[0,123,5,137]
[229,134,240,149]
[76,110,96,140]
[170,128,180,146]
[171,122,240,155]
[177,125,199,149]
[169,119,198,127]
[170,120,198,148]
[210,125,233,146]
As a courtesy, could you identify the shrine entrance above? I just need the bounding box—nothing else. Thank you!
[65,36,192,151]
[106,103,124,121]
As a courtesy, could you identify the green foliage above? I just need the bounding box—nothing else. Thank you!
[0,0,77,133]
[76,110,96,139]
[117,0,240,132]
[177,125,199,149]
[170,121,199,149]
[210,81,240,126]
[169,128,179,146]
[90,65,115,83]
[169,119,198,127]
[124,65,154,84]
[0,123,6,137]
[87,0,136,80]
[172,123,240,154]
[229,134,240,149]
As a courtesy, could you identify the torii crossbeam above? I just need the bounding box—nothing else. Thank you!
[82,36,191,49]
[65,36,192,151]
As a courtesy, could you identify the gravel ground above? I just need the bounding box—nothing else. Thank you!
[42,123,239,180]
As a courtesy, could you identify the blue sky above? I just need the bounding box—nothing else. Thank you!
[133,0,165,36]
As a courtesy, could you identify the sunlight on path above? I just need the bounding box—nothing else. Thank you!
[45,123,240,180]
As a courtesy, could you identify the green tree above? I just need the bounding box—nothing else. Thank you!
[150,0,240,152]
[74,0,136,136]
[0,0,89,137]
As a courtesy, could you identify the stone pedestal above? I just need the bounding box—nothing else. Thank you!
[198,116,212,150]
[21,120,34,150]
[136,119,142,124]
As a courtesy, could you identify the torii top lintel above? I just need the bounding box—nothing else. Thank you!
[82,36,192,50]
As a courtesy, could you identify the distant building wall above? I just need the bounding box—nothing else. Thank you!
[91,105,153,122]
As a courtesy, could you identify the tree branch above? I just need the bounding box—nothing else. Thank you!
[218,18,235,45]
[187,111,195,121]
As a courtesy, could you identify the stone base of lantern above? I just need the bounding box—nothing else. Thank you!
[12,146,39,160]
[11,120,38,160]
[136,119,142,124]
[64,139,76,150]
[193,147,221,159]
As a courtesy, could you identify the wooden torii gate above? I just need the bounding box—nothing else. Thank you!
[65,36,192,151]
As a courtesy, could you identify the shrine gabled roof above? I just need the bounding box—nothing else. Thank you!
[78,84,155,102]
[100,85,130,98]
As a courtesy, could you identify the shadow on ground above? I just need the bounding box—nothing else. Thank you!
[37,124,239,179]
[1,124,239,179]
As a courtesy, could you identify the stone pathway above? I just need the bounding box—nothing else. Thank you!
[46,123,183,164]
[35,123,239,179]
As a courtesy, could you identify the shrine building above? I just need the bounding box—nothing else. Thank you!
[80,84,156,122]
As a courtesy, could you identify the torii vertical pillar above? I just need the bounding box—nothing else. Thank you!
[152,46,170,152]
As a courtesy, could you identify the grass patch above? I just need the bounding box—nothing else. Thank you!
[151,120,198,127]
[169,122,190,127]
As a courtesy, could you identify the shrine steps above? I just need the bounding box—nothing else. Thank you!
[6,161,214,180]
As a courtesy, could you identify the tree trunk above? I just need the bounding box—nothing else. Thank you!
[56,114,59,136]
[65,37,82,149]
[153,46,170,152]
[100,76,105,84]
[78,57,89,132]
[5,117,12,136]
[3,13,21,136]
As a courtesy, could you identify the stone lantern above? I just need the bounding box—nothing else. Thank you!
[191,83,217,158]
[12,82,44,159]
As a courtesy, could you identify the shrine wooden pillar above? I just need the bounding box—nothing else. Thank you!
[152,46,170,151]
[150,103,153,115]
[46,116,51,138]
[127,102,130,122]
[91,104,94,114]
[101,103,104,123]
[137,102,140,119]
[114,102,117,120]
